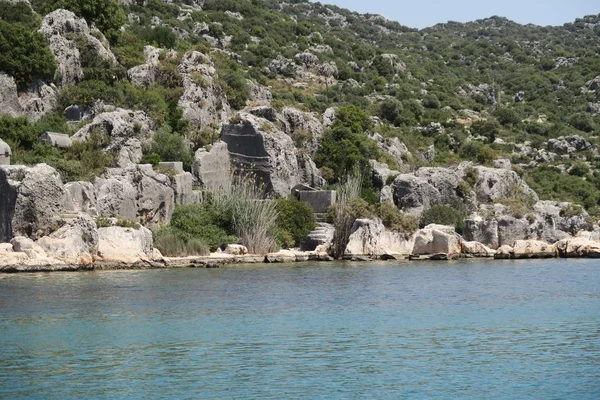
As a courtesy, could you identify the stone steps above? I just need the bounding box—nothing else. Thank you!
[301,222,334,251]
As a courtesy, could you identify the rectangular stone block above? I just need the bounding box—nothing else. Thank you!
[298,190,337,214]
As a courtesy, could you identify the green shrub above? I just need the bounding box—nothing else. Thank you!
[214,53,250,110]
[169,203,238,252]
[560,204,584,218]
[140,153,162,166]
[526,166,600,210]
[33,0,126,41]
[378,203,418,238]
[153,226,210,257]
[274,197,316,248]
[494,186,537,218]
[315,106,379,183]
[150,126,193,171]
[0,21,57,88]
[420,204,464,234]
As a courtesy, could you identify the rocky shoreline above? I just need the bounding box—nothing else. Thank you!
[2,234,599,274]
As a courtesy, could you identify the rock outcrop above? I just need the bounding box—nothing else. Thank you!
[71,107,154,166]
[94,164,174,226]
[511,240,557,258]
[411,224,462,259]
[547,135,593,155]
[473,166,538,203]
[0,74,23,117]
[37,213,97,265]
[0,164,65,241]
[556,237,600,258]
[344,219,413,259]
[96,226,155,263]
[220,113,322,197]
[178,51,231,131]
[461,241,496,257]
[40,9,116,87]
[127,46,162,88]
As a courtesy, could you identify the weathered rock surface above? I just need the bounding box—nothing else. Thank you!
[96,226,155,263]
[40,9,116,87]
[94,164,174,225]
[127,45,162,88]
[392,174,441,215]
[220,113,322,197]
[63,181,98,215]
[171,171,201,205]
[464,217,500,249]
[511,240,557,258]
[71,108,154,165]
[0,74,23,117]
[36,213,97,264]
[18,80,59,121]
[192,141,231,190]
[547,135,593,155]
[461,241,496,257]
[411,224,462,258]
[178,51,231,131]
[345,219,413,259]
[473,166,538,202]
[556,237,600,258]
[0,164,65,241]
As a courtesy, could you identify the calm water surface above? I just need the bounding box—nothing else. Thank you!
[1,259,599,399]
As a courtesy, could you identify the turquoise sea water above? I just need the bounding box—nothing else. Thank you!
[1,259,599,399]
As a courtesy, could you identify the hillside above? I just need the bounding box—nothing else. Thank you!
[1,0,600,260]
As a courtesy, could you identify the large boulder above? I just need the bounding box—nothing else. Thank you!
[40,9,116,87]
[392,174,441,215]
[464,217,499,249]
[511,240,557,259]
[220,113,321,197]
[71,108,154,166]
[556,237,600,258]
[36,213,97,264]
[0,164,65,241]
[344,219,413,259]
[127,46,162,88]
[178,51,231,131]
[0,74,22,117]
[93,164,174,225]
[96,226,155,263]
[547,136,593,155]
[411,224,462,259]
[63,181,98,215]
[461,241,496,257]
[192,141,232,190]
[473,166,538,203]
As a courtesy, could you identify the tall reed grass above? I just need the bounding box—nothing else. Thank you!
[209,175,279,254]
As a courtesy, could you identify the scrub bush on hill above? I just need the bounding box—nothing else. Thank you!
[32,0,126,42]
[274,197,316,248]
[420,205,465,234]
[315,106,379,184]
[0,21,57,88]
